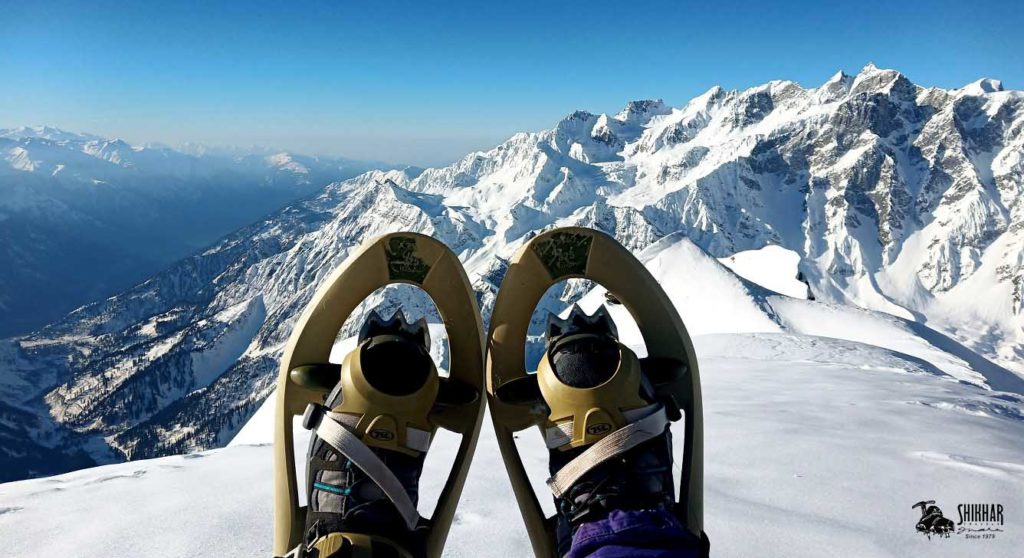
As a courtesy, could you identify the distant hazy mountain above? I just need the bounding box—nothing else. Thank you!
[0,126,389,336]
[2,65,1021,481]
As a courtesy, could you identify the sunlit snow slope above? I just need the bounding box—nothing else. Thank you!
[1,235,1021,557]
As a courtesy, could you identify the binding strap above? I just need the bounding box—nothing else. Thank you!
[542,403,661,449]
[323,410,432,453]
[313,410,421,530]
[546,405,669,498]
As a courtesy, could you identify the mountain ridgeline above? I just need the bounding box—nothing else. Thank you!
[1,64,1021,481]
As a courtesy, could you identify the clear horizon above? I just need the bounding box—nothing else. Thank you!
[4,0,1022,167]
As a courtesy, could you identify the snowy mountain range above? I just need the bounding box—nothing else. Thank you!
[1,64,1021,482]
[0,126,388,336]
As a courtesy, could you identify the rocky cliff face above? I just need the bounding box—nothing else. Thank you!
[2,65,1021,480]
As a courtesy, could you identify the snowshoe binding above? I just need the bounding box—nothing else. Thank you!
[273,233,485,558]
[485,227,710,557]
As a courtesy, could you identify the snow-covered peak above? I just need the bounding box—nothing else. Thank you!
[0,125,103,143]
[690,85,727,109]
[78,138,162,169]
[849,63,913,97]
[960,77,1005,95]
[861,62,881,72]
[614,99,670,124]
[816,70,854,102]
[553,110,600,137]
[265,152,311,175]
[373,178,443,212]
[825,69,850,84]
[4,145,39,172]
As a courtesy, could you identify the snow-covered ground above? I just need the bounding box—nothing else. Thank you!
[2,237,1022,557]
[718,245,809,299]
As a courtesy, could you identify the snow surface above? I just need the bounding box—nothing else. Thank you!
[2,332,1021,557]
[717,245,808,299]
[2,234,1022,556]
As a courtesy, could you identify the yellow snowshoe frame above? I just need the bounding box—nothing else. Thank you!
[486,227,705,557]
[273,232,485,557]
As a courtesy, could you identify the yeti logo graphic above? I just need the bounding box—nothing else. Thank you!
[913,500,955,538]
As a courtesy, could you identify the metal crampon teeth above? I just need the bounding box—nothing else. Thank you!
[359,308,431,348]
[545,304,618,348]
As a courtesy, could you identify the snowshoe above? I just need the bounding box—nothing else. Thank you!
[485,227,709,557]
[273,232,485,558]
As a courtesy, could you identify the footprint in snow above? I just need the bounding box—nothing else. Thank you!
[84,469,147,485]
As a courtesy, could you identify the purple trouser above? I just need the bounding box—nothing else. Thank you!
[567,509,706,558]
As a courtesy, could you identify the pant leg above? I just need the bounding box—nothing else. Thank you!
[567,509,705,558]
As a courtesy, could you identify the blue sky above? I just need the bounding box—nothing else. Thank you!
[3,0,1021,166]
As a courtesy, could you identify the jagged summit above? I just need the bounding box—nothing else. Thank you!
[856,62,906,79]
[826,69,849,83]
[815,70,855,103]
[698,85,726,101]
[615,99,670,123]
[850,63,913,97]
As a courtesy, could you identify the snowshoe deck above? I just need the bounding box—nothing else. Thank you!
[485,227,706,556]
[273,232,485,557]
